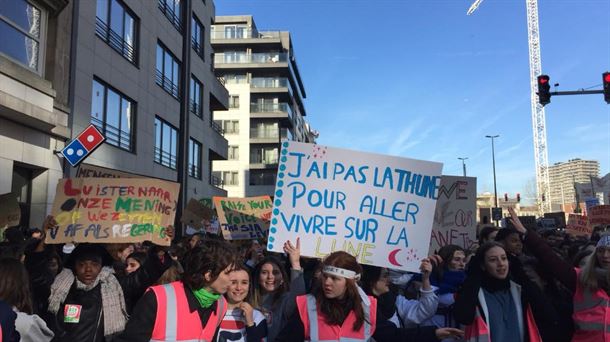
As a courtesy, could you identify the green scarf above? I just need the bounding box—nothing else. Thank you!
[192,287,221,308]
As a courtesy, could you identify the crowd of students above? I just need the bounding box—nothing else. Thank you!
[0,207,609,341]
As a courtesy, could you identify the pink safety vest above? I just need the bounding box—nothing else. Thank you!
[464,285,542,342]
[149,281,227,342]
[572,268,610,342]
[296,294,377,342]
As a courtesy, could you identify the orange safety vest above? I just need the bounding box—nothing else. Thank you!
[296,294,377,342]
[149,281,227,342]
[464,282,542,342]
[572,268,610,342]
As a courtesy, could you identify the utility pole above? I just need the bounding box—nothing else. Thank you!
[486,135,500,225]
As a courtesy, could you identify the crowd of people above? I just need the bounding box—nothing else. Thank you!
[0,207,609,341]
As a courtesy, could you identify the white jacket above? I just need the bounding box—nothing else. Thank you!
[14,310,54,342]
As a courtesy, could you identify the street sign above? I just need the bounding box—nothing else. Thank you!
[61,125,105,167]
[492,207,503,221]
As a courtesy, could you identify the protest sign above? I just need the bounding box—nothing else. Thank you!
[566,214,591,236]
[181,198,216,229]
[589,205,610,227]
[544,212,567,228]
[585,198,600,212]
[46,178,179,245]
[76,164,138,178]
[0,193,20,229]
[430,176,477,253]
[268,141,443,272]
[213,196,272,240]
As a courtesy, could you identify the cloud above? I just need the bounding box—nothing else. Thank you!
[386,119,436,157]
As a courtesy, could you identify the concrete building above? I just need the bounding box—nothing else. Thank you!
[70,0,229,213]
[548,158,599,210]
[211,15,317,197]
[0,0,72,228]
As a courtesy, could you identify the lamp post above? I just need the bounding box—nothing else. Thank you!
[458,157,468,177]
[486,135,500,225]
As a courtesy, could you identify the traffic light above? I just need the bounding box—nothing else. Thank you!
[504,193,508,202]
[517,193,521,202]
[602,72,610,104]
[537,75,551,106]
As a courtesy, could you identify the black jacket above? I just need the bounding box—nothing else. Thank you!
[49,283,106,342]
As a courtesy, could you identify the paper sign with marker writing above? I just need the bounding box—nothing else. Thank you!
[566,214,591,236]
[589,205,610,226]
[46,178,179,245]
[430,176,477,253]
[213,196,272,240]
[268,141,443,272]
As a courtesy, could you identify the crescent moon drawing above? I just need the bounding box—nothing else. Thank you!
[388,248,402,267]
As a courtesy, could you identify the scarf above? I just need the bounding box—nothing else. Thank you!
[48,267,128,336]
[192,287,221,308]
[429,270,467,294]
[481,272,511,293]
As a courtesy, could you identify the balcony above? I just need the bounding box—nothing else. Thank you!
[250,128,283,144]
[214,53,288,68]
[211,27,280,40]
[250,154,279,169]
[250,102,293,123]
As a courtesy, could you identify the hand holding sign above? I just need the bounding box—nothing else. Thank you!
[283,238,301,270]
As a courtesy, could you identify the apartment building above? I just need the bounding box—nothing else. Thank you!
[70,0,229,212]
[0,0,72,228]
[548,158,599,208]
[211,15,317,197]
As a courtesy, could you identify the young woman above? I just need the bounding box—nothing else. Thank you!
[508,207,610,341]
[275,251,376,341]
[219,265,267,342]
[125,252,147,275]
[453,242,545,342]
[494,228,524,256]
[118,239,238,341]
[0,257,53,342]
[427,245,466,332]
[251,238,304,341]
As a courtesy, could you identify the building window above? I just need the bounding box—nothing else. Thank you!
[215,120,238,134]
[250,170,276,186]
[191,15,204,58]
[156,42,180,99]
[228,145,239,160]
[251,147,278,165]
[229,95,239,109]
[222,74,247,84]
[251,121,278,139]
[154,117,178,169]
[0,0,44,72]
[219,171,239,186]
[188,138,201,179]
[158,0,181,32]
[189,75,202,117]
[95,0,137,63]
[91,78,135,151]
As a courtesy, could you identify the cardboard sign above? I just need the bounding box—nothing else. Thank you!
[181,198,216,229]
[213,196,272,240]
[0,193,21,229]
[46,178,180,245]
[76,164,138,178]
[589,205,610,227]
[566,214,591,236]
[268,141,443,272]
[430,176,477,253]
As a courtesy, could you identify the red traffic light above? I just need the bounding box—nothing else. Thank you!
[538,77,549,84]
[604,72,610,104]
[537,75,551,105]
[604,73,610,83]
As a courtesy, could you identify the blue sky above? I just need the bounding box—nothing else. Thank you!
[216,0,610,204]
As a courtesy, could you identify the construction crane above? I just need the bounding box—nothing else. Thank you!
[468,0,551,214]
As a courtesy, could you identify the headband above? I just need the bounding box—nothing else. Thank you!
[322,265,361,280]
[597,235,610,248]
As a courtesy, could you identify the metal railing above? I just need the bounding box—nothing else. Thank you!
[250,155,279,165]
[250,103,292,117]
[154,147,177,169]
[189,100,201,117]
[250,128,280,139]
[191,38,204,57]
[95,17,136,63]
[211,29,281,40]
[155,69,179,99]
[188,163,201,179]
[158,0,182,32]
[91,118,132,151]
[210,174,223,187]
[214,52,288,64]
[210,118,224,135]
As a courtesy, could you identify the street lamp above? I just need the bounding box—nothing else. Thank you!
[485,135,500,225]
[458,157,468,177]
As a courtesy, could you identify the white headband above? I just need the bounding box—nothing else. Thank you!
[322,266,361,280]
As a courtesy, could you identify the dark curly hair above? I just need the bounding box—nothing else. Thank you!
[182,239,237,290]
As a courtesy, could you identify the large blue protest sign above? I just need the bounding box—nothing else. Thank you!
[268,141,443,272]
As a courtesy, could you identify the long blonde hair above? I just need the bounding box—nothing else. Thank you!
[579,246,608,291]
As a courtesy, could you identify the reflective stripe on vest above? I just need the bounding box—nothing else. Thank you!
[149,282,227,342]
[572,268,610,341]
[303,294,373,342]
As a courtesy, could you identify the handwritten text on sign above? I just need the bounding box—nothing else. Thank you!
[430,176,477,253]
[589,205,610,226]
[213,196,272,240]
[566,214,591,236]
[268,141,443,272]
[46,178,180,245]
